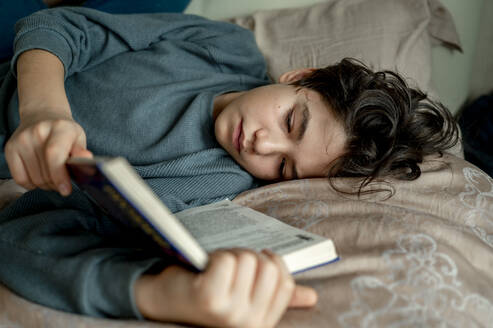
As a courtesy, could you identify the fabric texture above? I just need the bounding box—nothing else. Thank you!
[0,7,269,319]
[229,0,462,93]
[2,154,492,327]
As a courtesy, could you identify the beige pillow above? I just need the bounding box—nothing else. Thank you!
[230,0,461,92]
[232,154,493,327]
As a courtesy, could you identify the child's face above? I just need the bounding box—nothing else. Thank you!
[214,83,347,181]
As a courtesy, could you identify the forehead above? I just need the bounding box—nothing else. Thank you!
[295,89,346,178]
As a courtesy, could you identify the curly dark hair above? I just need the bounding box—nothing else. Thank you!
[292,58,458,195]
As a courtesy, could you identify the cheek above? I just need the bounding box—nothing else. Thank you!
[214,106,238,149]
[243,94,280,118]
[214,118,227,149]
[242,155,277,180]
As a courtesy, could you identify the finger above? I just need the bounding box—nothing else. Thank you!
[5,150,35,190]
[228,249,258,301]
[262,249,289,276]
[70,144,93,159]
[258,250,318,309]
[16,142,47,190]
[32,120,57,190]
[34,139,56,190]
[262,250,295,326]
[44,129,83,196]
[288,285,318,308]
[250,251,279,316]
[200,251,237,298]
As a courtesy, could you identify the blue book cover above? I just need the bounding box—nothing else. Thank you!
[67,157,208,271]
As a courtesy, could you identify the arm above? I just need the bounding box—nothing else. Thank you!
[0,190,316,322]
[4,49,92,196]
[7,8,208,195]
[11,7,264,79]
[6,8,266,197]
[135,249,318,327]
[0,190,160,318]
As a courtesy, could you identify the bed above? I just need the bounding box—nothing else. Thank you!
[1,0,492,327]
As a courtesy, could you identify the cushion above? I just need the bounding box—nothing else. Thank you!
[229,0,461,92]
[233,153,493,327]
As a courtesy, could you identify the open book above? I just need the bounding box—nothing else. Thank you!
[66,157,339,273]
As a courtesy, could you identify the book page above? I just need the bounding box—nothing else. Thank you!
[175,200,327,256]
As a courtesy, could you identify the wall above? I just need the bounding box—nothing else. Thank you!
[468,0,493,99]
[430,0,484,114]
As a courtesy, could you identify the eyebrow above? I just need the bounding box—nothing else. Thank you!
[297,104,311,142]
[292,104,311,179]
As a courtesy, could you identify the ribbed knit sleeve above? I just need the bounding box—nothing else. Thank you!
[0,189,165,319]
[10,7,266,79]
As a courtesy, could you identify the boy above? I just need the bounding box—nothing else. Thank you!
[0,6,457,327]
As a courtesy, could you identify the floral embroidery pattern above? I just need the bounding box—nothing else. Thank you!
[338,234,493,327]
[459,168,493,248]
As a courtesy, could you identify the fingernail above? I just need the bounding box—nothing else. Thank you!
[59,183,70,196]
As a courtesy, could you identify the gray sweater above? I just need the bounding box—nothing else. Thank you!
[0,7,269,318]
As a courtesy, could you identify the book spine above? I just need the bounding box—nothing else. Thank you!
[102,184,172,251]
[99,183,195,270]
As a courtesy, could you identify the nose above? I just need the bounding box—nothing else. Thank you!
[252,128,289,155]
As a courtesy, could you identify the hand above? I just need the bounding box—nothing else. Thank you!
[4,111,93,196]
[135,249,318,327]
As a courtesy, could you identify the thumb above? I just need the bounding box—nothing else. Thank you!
[70,131,93,159]
[70,144,93,159]
[288,285,318,308]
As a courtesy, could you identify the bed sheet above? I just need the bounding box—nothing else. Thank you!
[1,152,492,327]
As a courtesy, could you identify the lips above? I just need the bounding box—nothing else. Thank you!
[233,119,243,153]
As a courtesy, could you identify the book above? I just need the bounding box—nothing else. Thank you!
[66,156,339,273]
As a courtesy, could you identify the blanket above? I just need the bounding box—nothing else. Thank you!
[1,153,492,327]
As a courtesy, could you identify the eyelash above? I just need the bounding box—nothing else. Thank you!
[279,158,286,179]
[279,107,295,178]
[286,107,295,133]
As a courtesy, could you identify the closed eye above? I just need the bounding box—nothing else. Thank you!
[278,158,286,179]
[286,106,295,133]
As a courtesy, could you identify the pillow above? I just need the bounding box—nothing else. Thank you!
[229,0,461,92]
[232,154,493,327]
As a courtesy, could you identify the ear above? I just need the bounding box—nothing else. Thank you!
[278,68,317,84]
